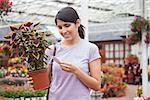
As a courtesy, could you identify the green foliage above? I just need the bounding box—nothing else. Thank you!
[0,72,4,78]
[0,89,47,98]
[0,91,17,98]
[4,22,51,72]
[0,78,27,85]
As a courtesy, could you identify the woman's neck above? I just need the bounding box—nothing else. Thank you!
[61,37,81,48]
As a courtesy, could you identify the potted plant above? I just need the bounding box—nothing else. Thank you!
[126,16,150,45]
[100,63,127,98]
[0,86,47,99]
[124,54,139,65]
[4,22,51,90]
[0,44,11,67]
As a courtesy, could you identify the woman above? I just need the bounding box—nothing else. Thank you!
[45,7,101,100]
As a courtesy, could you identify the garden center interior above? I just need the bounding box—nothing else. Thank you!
[0,0,150,99]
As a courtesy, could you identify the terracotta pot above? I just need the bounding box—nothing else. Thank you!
[0,56,9,67]
[29,69,49,90]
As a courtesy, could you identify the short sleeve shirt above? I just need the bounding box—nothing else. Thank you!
[45,39,100,100]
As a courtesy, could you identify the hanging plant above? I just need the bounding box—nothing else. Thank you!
[125,33,141,45]
[0,0,12,17]
[131,16,148,32]
[126,16,150,45]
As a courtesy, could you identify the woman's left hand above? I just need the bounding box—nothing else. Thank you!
[59,62,78,74]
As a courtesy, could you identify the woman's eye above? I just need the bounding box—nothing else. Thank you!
[64,24,70,27]
[57,26,62,29]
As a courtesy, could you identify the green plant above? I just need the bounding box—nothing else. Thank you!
[131,16,148,32]
[0,78,27,85]
[0,88,47,98]
[0,78,15,85]
[135,85,142,97]
[4,22,51,72]
[0,72,4,78]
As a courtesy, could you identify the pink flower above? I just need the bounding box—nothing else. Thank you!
[9,1,12,7]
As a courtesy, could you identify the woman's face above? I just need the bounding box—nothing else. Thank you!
[56,19,79,41]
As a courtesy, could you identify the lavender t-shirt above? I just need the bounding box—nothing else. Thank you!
[45,39,100,100]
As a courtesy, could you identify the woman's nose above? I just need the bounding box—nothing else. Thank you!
[60,28,67,33]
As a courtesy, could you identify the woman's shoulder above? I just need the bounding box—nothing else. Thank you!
[82,40,98,49]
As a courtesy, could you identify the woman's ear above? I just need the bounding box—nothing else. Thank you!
[76,19,81,27]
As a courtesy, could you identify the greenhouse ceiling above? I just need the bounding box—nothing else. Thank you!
[1,0,150,27]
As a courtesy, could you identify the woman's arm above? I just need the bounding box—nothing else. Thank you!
[74,58,101,91]
[60,58,101,91]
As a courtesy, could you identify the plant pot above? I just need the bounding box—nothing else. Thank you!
[0,56,9,67]
[28,69,49,90]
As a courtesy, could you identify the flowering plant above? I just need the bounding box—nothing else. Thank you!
[100,63,127,98]
[126,16,150,45]
[0,0,12,17]
[7,64,28,77]
[0,86,47,98]
[131,16,148,32]
[135,86,142,97]
[124,54,139,65]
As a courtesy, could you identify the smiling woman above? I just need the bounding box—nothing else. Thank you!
[45,7,101,100]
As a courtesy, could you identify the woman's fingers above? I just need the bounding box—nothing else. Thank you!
[61,66,71,72]
[60,63,77,73]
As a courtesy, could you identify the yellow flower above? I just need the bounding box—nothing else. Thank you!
[24,69,28,73]
[8,67,12,71]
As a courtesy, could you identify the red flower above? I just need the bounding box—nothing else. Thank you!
[0,0,12,16]
[117,93,125,97]
[9,1,12,7]
[99,88,107,93]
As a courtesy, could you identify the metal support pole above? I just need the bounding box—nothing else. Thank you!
[140,0,149,96]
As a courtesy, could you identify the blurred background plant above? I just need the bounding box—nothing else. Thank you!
[100,63,127,98]
[0,0,12,17]
[0,86,47,98]
[135,85,142,97]
[7,63,28,77]
[0,43,11,67]
[126,16,150,45]
[124,54,139,65]
[0,43,10,56]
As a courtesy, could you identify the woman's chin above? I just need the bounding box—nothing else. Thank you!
[64,37,72,40]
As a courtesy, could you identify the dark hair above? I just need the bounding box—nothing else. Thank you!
[55,7,85,39]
